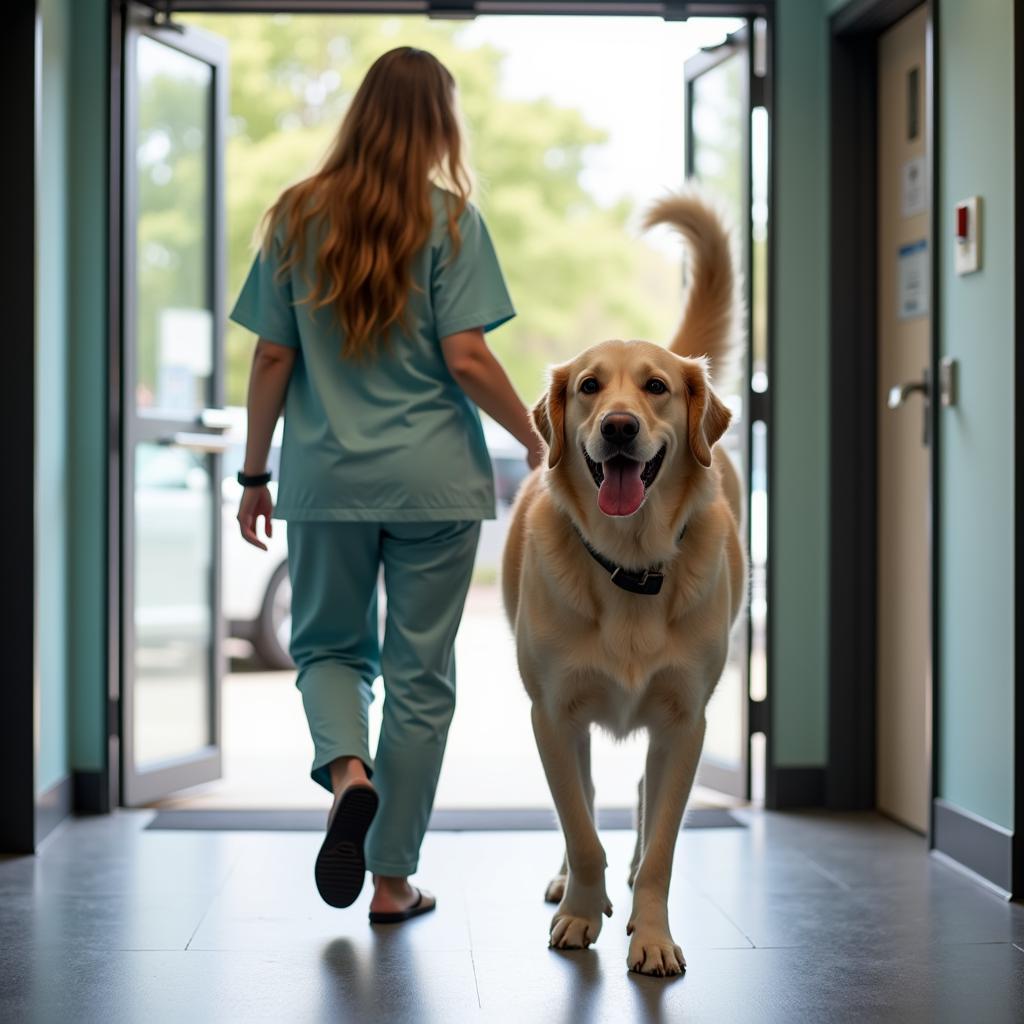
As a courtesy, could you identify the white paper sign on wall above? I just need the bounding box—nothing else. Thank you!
[898,239,929,321]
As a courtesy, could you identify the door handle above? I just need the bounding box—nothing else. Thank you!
[886,378,929,409]
[164,432,234,455]
[886,369,931,446]
[199,407,234,432]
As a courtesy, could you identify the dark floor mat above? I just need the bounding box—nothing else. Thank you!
[145,807,745,832]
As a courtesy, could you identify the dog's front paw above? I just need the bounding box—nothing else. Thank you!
[550,911,604,950]
[544,873,566,904]
[626,925,686,976]
[548,875,612,949]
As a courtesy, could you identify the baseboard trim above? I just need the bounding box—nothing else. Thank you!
[35,774,72,844]
[932,798,1014,896]
[770,766,826,809]
[73,769,110,814]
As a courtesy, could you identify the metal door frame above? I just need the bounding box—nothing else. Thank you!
[683,22,763,799]
[827,0,938,823]
[119,7,228,804]
[106,0,777,809]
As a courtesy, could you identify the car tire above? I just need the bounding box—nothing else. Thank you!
[255,561,294,670]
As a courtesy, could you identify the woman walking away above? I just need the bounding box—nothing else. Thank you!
[230,47,539,923]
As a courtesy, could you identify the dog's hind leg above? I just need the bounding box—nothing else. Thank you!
[627,775,644,888]
[545,732,595,904]
[626,714,705,976]
[630,740,672,888]
[532,707,611,949]
[545,852,569,905]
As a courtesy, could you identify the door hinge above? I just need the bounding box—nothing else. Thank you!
[748,698,768,737]
[750,73,768,109]
[749,389,770,425]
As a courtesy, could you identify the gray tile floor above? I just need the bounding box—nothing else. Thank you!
[2,809,1022,1023]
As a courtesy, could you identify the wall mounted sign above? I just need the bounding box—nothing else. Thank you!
[898,239,929,320]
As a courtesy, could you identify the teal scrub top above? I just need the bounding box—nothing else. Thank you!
[230,186,515,522]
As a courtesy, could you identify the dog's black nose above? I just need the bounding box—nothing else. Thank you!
[601,412,640,447]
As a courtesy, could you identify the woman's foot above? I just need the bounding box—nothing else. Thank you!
[328,756,370,810]
[368,876,437,923]
[314,757,378,909]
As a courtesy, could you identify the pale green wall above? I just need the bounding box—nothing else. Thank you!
[37,0,72,796]
[37,0,109,796]
[936,0,1015,829]
[68,0,110,775]
[770,0,831,765]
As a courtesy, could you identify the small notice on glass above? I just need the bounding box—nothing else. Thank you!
[898,240,929,320]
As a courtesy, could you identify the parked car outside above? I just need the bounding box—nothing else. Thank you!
[137,410,530,670]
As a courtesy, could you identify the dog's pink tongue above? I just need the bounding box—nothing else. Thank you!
[598,458,645,516]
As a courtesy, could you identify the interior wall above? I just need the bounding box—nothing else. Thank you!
[36,0,109,804]
[770,0,831,767]
[935,0,1015,830]
[37,0,72,797]
[68,0,111,780]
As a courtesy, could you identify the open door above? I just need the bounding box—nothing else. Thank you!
[685,21,770,799]
[121,12,229,805]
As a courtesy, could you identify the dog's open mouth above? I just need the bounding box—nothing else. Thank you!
[583,445,667,517]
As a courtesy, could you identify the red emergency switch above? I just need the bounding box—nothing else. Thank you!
[956,203,969,240]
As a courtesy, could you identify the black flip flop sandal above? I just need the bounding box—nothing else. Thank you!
[314,784,379,908]
[368,887,436,925]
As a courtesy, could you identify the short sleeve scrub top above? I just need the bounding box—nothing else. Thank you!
[229,186,516,522]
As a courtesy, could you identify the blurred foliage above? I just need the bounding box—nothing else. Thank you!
[134,37,214,409]
[142,14,681,405]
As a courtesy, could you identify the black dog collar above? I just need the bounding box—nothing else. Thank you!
[572,524,686,597]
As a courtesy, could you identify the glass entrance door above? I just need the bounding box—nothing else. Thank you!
[685,22,770,799]
[121,14,229,805]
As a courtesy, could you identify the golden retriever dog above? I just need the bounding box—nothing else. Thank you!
[502,192,745,977]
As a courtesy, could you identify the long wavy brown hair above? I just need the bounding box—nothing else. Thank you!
[261,47,472,358]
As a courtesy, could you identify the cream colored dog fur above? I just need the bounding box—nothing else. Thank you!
[502,192,745,977]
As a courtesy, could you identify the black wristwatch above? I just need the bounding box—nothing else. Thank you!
[237,470,272,487]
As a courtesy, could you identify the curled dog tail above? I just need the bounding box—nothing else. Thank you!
[643,191,740,380]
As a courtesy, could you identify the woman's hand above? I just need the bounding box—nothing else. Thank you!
[238,486,274,551]
[526,442,545,471]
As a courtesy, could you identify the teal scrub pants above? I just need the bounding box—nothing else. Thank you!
[288,520,481,877]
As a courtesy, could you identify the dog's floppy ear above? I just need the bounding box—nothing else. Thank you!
[681,359,731,468]
[531,364,570,469]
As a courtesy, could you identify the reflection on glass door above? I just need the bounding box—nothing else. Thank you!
[122,17,229,804]
[685,21,770,800]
